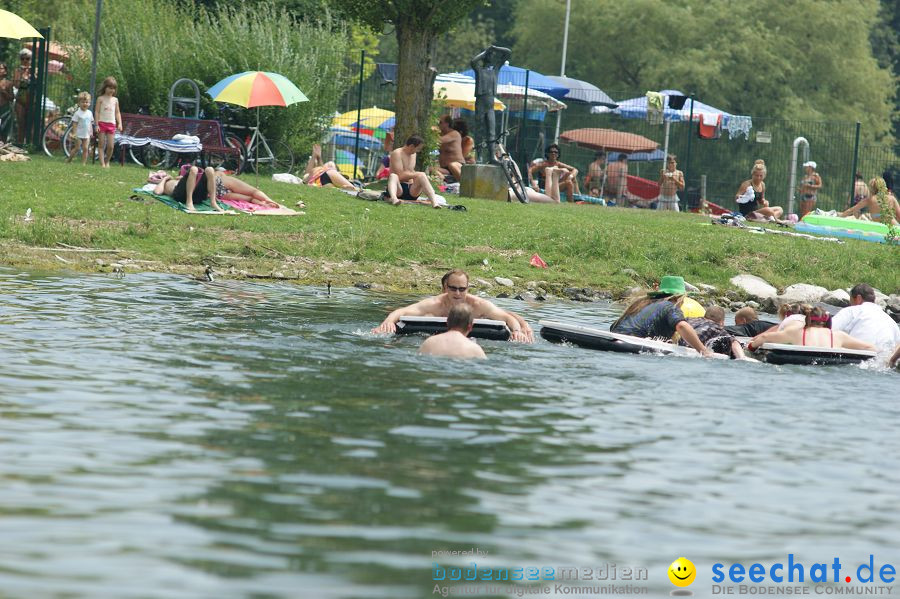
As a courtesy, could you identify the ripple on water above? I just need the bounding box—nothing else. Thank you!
[1,268,899,596]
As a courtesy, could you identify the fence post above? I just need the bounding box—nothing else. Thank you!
[28,27,51,148]
[517,70,530,184]
[353,50,364,181]
[683,93,694,211]
[849,121,861,207]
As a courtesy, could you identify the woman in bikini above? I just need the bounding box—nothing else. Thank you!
[734,159,784,220]
[153,166,279,212]
[849,172,869,210]
[798,160,822,218]
[747,305,874,351]
[840,177,900,225]
[303,143,357,190]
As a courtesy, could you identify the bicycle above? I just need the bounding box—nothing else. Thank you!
[480,127,528,204]
[218,105,293,174]
[41,90,79,158]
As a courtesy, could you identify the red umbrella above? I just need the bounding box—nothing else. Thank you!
[560,128,658,154]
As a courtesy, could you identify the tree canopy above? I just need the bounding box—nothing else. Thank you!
[511,0,896,142]
[329,0,486,142]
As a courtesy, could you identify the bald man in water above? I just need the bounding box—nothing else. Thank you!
[419,304,486,359]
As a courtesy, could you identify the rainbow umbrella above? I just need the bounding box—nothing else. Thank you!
[0,9,43,39]
[207,71,308,175]
[333,149,364,179]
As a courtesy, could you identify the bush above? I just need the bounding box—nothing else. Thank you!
[58,0,355,156]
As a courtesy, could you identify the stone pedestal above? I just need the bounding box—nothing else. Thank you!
[460,164,508,201]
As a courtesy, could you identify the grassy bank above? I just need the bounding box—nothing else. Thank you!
[1,156,898,297]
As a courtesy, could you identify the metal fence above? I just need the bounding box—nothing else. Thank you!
[6,39,899,207]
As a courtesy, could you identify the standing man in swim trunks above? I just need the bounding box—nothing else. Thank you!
[373,269,534,343]
[418,304,487,359]
[657,154,684,211]
[437,115,465,182]
[386,134,440,208]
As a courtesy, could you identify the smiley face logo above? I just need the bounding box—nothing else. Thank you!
[668,557,696,587]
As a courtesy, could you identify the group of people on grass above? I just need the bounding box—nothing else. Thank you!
[371,270,900,366]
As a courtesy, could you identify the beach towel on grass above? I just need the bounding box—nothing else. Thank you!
[133,187,236,214]
[220,198,302,215]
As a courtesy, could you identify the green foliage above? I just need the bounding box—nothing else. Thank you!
[377,17,495,73]
[1,157,898,295]
[512,0,896,143]
[54,0,354,154]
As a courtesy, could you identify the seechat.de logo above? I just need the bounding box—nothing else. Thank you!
[669,557,697,587]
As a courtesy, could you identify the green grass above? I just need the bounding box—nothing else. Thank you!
[1,156,898,296]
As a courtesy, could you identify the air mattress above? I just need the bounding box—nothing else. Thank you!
[794,223,885,243]
[753,343,876,366]
[396,316,511,341]
[538,320,696,355]
[801,214,889,234]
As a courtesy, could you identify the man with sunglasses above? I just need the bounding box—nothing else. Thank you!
[373,269,534,343]
[528,144,578,201]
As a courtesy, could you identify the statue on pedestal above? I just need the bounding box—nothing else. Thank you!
[470,45,510,164]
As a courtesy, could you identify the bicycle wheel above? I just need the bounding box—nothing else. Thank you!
[42,116,72,158]
[207,133,246,174]
[250,138,294,174]
[61,125,81,159]
[503,157,529,204]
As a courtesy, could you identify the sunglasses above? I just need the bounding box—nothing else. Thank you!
[447,285,468,292]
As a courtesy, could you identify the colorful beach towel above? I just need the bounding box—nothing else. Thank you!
[133,187,236,214]
[220,198,301,215]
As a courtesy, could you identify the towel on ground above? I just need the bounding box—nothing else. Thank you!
[220,198,302,215]
[132,188,236,214]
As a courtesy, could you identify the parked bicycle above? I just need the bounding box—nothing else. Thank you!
[219,104,293,174]
[479,127,528,204]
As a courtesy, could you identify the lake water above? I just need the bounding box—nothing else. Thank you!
[1,268,898,598]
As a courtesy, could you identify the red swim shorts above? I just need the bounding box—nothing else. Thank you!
[98,121,116,134]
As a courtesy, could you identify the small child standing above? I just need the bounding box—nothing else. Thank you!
[66,91,95,165]
[95,76,122,168]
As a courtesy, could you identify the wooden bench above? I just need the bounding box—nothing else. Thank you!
[118,113,241,169]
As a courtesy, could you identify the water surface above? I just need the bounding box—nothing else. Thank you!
[1,268,897,598]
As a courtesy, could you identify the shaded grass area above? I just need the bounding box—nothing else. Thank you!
[1,156,897,295]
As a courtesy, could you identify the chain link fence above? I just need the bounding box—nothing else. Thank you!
[6,38,898,206]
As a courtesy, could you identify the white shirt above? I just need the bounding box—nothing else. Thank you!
[832,302,900,353]
[72,108,94,139]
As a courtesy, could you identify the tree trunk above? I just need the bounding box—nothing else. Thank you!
[394,19,436,152]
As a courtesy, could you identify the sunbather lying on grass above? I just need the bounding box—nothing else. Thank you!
[303,143,357,190]
[153,166,279,212]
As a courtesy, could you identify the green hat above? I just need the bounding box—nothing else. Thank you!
[650,275,687,297]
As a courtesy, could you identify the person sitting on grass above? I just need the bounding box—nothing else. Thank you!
[303,143,358,190]
[385,134,440,207]
[528,144,578,201]
[437,115,464,182]
[747,305,875,352]
[452,118,475,164]
[373,268,534,343]
[418,304,487,359]
[610,275,714,357]
[840,177,900,226]
[734,159,784,221]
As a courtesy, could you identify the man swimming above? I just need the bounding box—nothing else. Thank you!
[372,269,535,343]
[419,304,487,359]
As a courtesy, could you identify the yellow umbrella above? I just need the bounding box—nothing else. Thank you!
[0,9,43,39]
[332,107,395,130]
[433,80,505,111]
